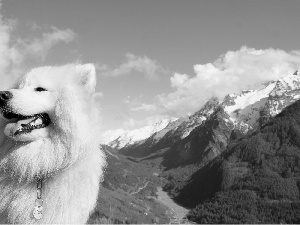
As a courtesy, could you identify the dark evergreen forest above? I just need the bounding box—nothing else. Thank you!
[179,100,300,223]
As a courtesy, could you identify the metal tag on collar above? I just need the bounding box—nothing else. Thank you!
[33,179,43,220]
[33,200,43,220]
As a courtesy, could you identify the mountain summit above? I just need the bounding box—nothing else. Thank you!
[108,117,178,149]
[115,71,300,162]
[185,96,300,223]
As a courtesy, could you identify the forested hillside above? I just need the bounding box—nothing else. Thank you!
[182,100,300,223]
[101,73,300,224]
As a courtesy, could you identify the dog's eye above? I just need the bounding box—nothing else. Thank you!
[35,87,47,92]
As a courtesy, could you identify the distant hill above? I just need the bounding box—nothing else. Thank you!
[181,99,300,223]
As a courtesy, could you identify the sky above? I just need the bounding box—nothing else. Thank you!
[1,0,300,142]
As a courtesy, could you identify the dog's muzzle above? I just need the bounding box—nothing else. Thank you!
[0,91,13,102]
[0,91,51,137]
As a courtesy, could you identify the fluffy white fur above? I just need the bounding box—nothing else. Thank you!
[0,64,106,224]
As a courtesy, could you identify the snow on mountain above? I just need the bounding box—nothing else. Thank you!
[268,73,300,116]
[150,97,220,146]
[118,97,221,156]
[222,81,276,132]
[152,117,188,143]
[109,71,300,152]
[179,97,220,138]
[100,129,128,145]
[156,71,300,168]
[222,72,300,132]
[108,118,178,149]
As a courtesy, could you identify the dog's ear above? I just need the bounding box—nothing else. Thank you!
[76,64,96,93]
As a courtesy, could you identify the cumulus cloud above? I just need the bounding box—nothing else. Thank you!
[170,73,189,88]
[122,96,131,104]
[123,118,139,128]
[94,92,104,99]
[121,95,156,112]
[98,53,167,80]
[0,6,76,90]
[99,128,127,144]
[122,95,142,105]
[100,115,172,144]
[131,103,157,112]
[18,26,75,60]
[0,17,22,89]
[157,46,300,117]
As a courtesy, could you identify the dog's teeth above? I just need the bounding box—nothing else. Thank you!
[4,114,50,138]
[27,117,42,127]
[35,118,42,125]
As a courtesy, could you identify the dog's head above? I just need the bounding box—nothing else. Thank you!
[0,64,96,142]
[0,64,101,181]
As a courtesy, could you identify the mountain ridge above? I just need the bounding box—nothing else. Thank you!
[97,71,300,224]
[107,117,178,149]
[117,72,300,164]
[184,98,300,223]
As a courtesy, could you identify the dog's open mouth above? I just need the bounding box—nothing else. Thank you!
[2,111,51,136]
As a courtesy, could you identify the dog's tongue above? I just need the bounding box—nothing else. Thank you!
[7,116,43,136]
[20,117,39,126]
[4,113,51,138]
[15,116,43,135]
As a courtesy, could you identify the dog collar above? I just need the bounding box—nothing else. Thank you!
[33,179,44,220]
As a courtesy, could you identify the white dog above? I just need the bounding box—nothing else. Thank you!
[0,64,106,224]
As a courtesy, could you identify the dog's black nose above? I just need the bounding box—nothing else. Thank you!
[0,91,13,102]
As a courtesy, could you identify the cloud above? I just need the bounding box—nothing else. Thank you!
[19,26,75,61]
[122,95,143,106]
[123,118,138,128]
[98,53,167,80]
[99,128,127,144]
[131,103,157,112]
[94,92,104,99]
[157,46,300,117]
[122,96,131,104]
[121,95,156,112]
[0,17,22,89]
[170,73,189,88]
[0,5,76,90]
[100,115,173,143]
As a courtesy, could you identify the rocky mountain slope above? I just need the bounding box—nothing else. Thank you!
[119,97,220,158]
[99,71,300,224]
[117,72,300,165]
[184,99,300,223]
[108,118,177,149]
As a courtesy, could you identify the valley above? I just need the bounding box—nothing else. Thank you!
[156,187,190,224]
[88,145,191,224]
[97,71,300,224]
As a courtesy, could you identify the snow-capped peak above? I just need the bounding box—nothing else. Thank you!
[106,70,300,151]
[270,73,300,97]
[224,81,276,115]
[223,72,300,131]
[107,117,177,149]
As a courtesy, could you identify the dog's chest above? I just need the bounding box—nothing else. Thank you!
[0,181,37,223]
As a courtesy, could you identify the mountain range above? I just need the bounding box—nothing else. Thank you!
[109,71,300,162]
[185,95,300,223]
[102,71,300,223]
[105,118,178,149]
